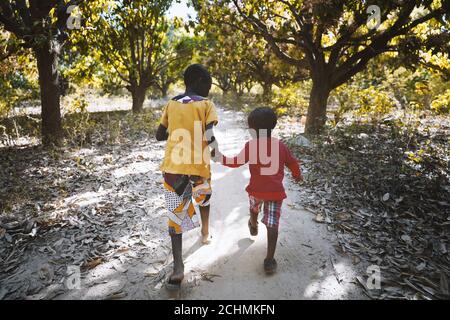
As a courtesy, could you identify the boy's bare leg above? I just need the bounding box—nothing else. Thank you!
[250,211,258,228]
[169,233,184,283]
[200,205,210,244]
[266,226,278,260]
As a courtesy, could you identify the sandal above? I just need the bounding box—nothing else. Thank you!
[165,276,183,291]
[165,279,181,291]
[248,219,258,236]
[264,258,277,275]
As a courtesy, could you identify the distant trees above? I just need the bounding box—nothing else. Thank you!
[152,32,195,97]
[198,24,251,96]
[197,19,306,99]
[80,0,181,112]
[244,42,307,100]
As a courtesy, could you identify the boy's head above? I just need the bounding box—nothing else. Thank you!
[248,107,277,137]
[184,64,212,97]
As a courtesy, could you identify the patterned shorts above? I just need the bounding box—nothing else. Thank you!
[249,195,283,229]
[163,173,212,235]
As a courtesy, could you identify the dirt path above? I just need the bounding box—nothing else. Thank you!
[0,107,365,300]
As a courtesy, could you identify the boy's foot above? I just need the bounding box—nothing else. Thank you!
[201,233,211,245]
[165,265,184,291]
[264,258,277,275]
[248,219,258,236]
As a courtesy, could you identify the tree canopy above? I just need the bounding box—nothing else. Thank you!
[195,0,449,133]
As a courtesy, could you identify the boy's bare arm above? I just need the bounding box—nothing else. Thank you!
[288,162,303,182]
[205,122,219,158]
[285,147,303,182]
[155,124,169,141]
[286,157,303,181]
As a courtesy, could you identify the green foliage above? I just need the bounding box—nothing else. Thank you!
[196,11,303,97]
[354,86,396,118]
[330,57,450,123]
[152,29,196,97]
[79,0,173,90]
[271,83,310,117]
[431,89,450,114]
[197,25,252,95]
[62,95,93,147]
[0,51,39,116]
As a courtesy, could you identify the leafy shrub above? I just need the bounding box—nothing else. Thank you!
[0,54,40,117]
[271,83,310,117]
[354,86,396,119]
[430,89,450,115]
[62,95,94,147]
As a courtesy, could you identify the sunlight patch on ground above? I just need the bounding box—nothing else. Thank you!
[83,277,125,300]
[112,161,155,178]
[184,235,263,273]
[70,148,96,157]
[303,262,357,299]
[224,207,242,225]
[184,210,254,271]
[211,168,233,180]
[64,189,109,208]
[0,136,40,148]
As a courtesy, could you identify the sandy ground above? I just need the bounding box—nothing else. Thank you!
[1,106,366,300]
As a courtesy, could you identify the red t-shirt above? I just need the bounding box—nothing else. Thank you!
[221,137,301,200]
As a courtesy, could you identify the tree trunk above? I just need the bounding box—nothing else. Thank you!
[34,42,63,146]
[131,86,147,113]
[305,80,331,135]
[230,86,239,98]
[236,83,245,97]
[161,83,169,98]
[262,83,273,100]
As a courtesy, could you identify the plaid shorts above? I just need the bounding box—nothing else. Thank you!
[249,195,283,229]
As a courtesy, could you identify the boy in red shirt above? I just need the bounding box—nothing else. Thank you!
[214,107,302,274]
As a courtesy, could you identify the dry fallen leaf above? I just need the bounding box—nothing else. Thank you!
[84,257,103,270]
[401,235,412,243]
[314,213,325,223]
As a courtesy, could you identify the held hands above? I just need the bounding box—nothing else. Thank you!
[209,141,223,163]
[211,149,224,163]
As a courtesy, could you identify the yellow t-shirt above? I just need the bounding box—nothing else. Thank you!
[159,97,218,178]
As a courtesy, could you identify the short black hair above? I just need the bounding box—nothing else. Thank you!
[248,107,277,131]
[184,64,212,88]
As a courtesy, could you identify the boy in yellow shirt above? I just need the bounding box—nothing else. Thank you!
[156,64,218,290]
